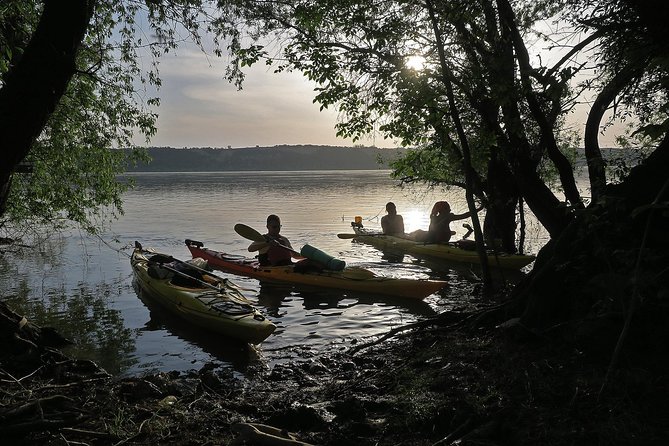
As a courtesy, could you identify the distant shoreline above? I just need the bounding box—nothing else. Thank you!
[125,144,638,172]
[126,145,407,172]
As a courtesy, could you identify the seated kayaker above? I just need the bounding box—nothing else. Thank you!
[248,214,299,266]
[410,201,483,243]
[380,202,405,236]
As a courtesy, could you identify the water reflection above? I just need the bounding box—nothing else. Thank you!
[350,238,530,283]
[3,280,136,375]
[254,279,437,315]
[133,281,261,374]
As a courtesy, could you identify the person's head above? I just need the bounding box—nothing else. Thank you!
[432,201,451,216]
[266,214,282,235]
[385,202,397,215]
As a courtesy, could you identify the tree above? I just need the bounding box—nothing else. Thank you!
[0,0,94,230]
[217,0,584,257]
[0,0,208,235]
[515,0,669,365]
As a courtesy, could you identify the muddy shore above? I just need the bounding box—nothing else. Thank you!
[1,301,667,445]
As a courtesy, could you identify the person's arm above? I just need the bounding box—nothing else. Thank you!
[278,236,293,249]
[452,204,484,221]
[248,240,267,252]
[276,236,302,259]
[398,215,405,234]
[381,215,389,234]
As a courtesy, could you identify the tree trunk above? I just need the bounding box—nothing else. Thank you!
[484,151,520,253]
[0,0,94,216]
[497,0,583,210]
[584,64,645,203]
[515,133,669,354]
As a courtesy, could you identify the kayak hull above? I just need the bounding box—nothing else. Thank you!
[351,228,535,269]
[185,241,446,300]
[131,248,275,344]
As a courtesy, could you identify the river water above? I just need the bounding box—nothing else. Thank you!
[0,170,545,378]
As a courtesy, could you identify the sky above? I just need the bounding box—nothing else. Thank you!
[138,46,389,149]
[138,42,624,150]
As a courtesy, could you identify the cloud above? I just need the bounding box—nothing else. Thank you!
[138,46,387,148]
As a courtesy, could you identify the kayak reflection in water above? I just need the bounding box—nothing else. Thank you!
[247,214,296,266]
[380,202,406,236]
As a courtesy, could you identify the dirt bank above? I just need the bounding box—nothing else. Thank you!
[1,301,667,445]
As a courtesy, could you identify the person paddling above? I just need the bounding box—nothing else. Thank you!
[248,214,298,266]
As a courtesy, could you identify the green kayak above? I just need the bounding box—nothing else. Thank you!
[131,245,275,344]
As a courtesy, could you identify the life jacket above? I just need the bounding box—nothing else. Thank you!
[430,224,452,243]
[267,245,293,265]
[258,235,293,266]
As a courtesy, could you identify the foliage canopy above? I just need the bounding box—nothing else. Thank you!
[0,0,216,235]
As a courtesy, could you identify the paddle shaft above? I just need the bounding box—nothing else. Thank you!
[152,262,223,293]
[138,247,253,292]
[148,262,256,307]
[235,223,304,257]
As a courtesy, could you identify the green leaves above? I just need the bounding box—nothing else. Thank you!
[0,0,205,234]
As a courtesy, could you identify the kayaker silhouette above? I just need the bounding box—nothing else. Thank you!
[247,214,296,266]
[380,202,406,236]
[410,201,483,243]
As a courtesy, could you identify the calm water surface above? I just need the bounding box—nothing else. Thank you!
[0,170,544,377]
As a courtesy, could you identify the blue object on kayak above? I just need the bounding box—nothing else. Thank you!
[300,244,346,271]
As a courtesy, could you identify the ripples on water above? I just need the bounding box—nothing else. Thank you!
[0,170,544,377]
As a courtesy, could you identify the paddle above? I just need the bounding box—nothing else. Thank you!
[234,223,265,243]
[234,223,304,257]
[156,263,227,293]
[337,232,385,239]
[339,266,376,279]
[135,242,254,292]
[462,223,474,239]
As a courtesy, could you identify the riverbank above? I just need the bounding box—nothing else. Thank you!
[1,301,666,445]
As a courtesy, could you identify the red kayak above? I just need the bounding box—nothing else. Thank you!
[185,239,446,300]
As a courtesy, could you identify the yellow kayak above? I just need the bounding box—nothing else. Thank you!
[348,227,535,269]
[131,245,275,344]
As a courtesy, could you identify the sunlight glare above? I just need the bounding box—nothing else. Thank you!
[405,55,426,71]
[403,209,429,232]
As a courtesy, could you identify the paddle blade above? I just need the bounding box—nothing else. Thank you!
[337,233,358,239]
[234,223,265,242]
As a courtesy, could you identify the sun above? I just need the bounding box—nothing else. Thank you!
[405,55,426,71]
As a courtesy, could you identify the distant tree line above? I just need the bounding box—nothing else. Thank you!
[126,145,408,172]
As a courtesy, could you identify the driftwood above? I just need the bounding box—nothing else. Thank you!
[232,422,314,446]
[0,302,71,357]
[0,302,89,438]
[0,394,84,435]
